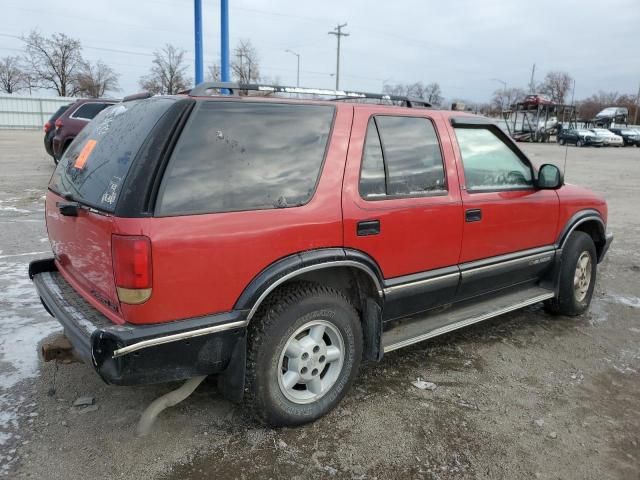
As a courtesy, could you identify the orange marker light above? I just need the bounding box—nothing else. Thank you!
[74,139,97,169]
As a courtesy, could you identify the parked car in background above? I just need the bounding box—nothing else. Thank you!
[51,99,118,162]
[591,107,628,127]
[30,83,612,427]
[590,128,624,146]
[557,128,604,147]
[43,104,70,158]
[608,127,640,146]
[521,94,553,106]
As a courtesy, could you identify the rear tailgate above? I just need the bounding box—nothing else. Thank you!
[46,191,122,322]
[45,97,177,324]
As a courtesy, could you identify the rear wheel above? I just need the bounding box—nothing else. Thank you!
[545,231,597,316]
[245,282,362,426]
[576,139,584,147]
[558,138,566,145]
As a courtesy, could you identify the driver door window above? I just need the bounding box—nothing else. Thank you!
[454,128,532,192]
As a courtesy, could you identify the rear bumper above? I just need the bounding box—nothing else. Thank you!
[30,258,248,386]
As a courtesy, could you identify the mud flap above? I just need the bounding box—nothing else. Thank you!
[363,298,383,361]
[218,334,247,403]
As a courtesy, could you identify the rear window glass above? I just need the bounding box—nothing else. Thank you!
[49,105,70,122]
[72,102,114,120]
[156,101,335,216]
[49,97,175,212]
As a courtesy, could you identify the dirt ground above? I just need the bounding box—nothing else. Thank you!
[0,130,638,480]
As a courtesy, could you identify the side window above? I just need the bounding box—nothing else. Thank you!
[358,116,446,200]
[454,127,532,191]
[73,103,113,120]
[157,102,334,216]
[359,121,386,198]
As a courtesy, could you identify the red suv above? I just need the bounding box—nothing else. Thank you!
[51,98,117,162]
[30,83,612,426]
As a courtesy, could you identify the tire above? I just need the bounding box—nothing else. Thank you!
[558,138,566,145]
[576,139,584,147]
[245,282,362,427]
[544,231,597,316]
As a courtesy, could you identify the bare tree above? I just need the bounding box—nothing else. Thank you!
[75,60,119,97]
[539,71,573,104]
[232,40,260,83]
[23,31,84,97]
[139,44,191,95]
[0,56,26,94]
[492,87,525,110]
[382,81,443,105]
[206,63,220,82]
[423,82,443,106]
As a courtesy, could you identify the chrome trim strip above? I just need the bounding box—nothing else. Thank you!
[247,260,384,321]
[383,272,459,295]
[382,292,554,353]
[461,251,554,278]
[112,319,249,358]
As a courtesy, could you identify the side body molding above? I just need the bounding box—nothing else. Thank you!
[234,248,385,321]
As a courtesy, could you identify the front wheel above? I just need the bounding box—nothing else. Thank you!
[558,138,566,145]
[545,231,597,316]
[245,282,362,426]
[576,139,584,147]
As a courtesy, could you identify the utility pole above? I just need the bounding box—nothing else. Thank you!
[634,82,640,125]
[328,23,349,91]
[285,50,301,87]
[194,0,203,86]
[220,0,230,83]
[529,63,536,93]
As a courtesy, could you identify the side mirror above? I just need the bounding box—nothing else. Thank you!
[537,163,564,189]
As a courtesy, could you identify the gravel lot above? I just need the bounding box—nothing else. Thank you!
[0,130,638,479]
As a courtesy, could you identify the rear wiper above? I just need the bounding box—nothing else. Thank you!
[57,191,97,217]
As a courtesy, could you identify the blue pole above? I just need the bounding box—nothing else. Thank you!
[194,0,203,86]
[220,0,230,82]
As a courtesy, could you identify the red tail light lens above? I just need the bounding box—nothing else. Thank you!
[44,121,51,133]
[54,118,63,129]
[112,236,152,305]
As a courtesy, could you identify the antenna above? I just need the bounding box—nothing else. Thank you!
[563,78,576,177]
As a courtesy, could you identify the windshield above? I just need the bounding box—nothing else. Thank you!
[49,97,175,212]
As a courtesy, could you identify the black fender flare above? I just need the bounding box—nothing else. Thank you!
[234,248,385,321]
[556,209,606,253]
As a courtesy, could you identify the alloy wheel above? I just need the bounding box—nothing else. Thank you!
[574,251,592,302]
[278,320,345,404]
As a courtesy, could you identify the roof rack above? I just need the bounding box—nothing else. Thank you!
[188,82,431,108]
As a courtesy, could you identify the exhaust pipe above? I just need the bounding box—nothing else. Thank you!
[41,334,78,362]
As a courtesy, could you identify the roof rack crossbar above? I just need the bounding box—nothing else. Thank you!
[189,82,431,108]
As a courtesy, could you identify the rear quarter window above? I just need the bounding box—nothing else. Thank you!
[49,97,175,212]
[71,102,114,120]
[156,101,335,216]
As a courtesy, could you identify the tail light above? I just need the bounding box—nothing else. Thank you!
[44,121,51,133]
[55,118,63,129]
[112,235,152,304]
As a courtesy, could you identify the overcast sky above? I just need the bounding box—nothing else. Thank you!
[2,0,639,102]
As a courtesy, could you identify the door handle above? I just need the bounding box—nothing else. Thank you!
[357,220,380,236]
[465,209,482,222]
